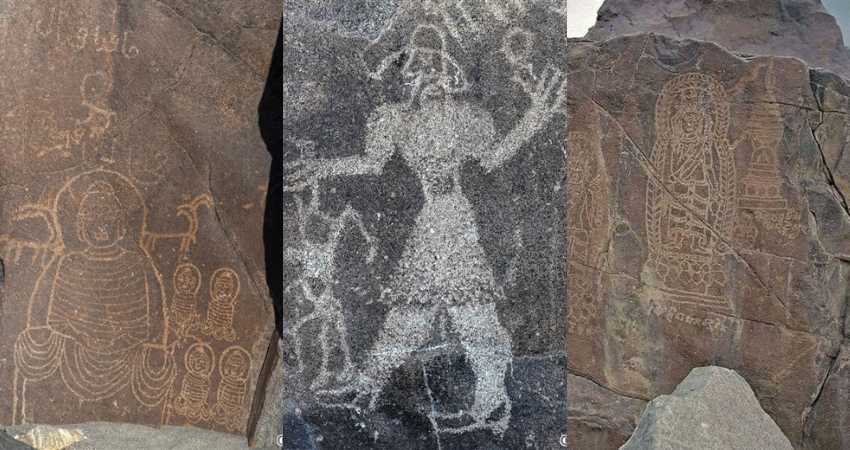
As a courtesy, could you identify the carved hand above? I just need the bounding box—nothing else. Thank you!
[284,159,322,192]
[523,66,566,124]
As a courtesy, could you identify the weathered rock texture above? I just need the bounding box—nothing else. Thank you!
[587,0,850,78]
[5,422,277,450]
[620,366,792,449]
[567,33,850,449]
[283,0,567,448]
[0,429,35,450]
[0,0,280,439]
[567,373,646,450]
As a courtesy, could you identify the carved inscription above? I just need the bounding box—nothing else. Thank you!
[646,73,736,312]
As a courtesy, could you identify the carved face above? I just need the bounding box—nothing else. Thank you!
[212,273,236,303]
[77,190,126,249]
[187,347,211,374]
[671,95,709,144]
[223,352,245,378]
[175,266,199,294]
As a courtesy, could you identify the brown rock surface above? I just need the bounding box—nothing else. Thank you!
[586,0,850,78]
[567,33,850,448]
[0,0,279,438]
[567,373,646,450]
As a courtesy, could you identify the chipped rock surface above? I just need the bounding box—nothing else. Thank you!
[587,0,850,78]
[283,0,568,448]
[567,32,850,449]
[0,0,279,437]
[620,366,793,450]
[4,422,277,450]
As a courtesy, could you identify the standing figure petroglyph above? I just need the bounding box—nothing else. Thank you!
[211,346,251,432]
[287,24,564,436]
[566,131,603,334]
[201,268,240,342]
[171,263,202,330]
[174,342,214,422]
[283,186,377,390]
[13,171,175,424]
[646,73,736,311]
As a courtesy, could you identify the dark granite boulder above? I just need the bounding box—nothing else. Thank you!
[282,0,568,448]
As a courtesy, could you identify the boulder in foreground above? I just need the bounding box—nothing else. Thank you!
[621,366,793,450]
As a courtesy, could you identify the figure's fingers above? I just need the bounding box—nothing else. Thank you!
[545,69,564,99]
[550,74,567,109]
[536,67,553,95]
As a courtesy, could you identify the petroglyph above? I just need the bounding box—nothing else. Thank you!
[647,298,732,333]
[201,268,240,342]
[735,61,800,245]
[422,0,528,42]
[283,182,377,390]
[11,170,176,424]
[174,342,214,423]
[31,72,116,158]
[645,73,736,312]
[171,263,202,331]
[141,194,213,255]
[288,23,565,437]
[35,7,138,58]
[211,346,251,432]
[566,130,605,335]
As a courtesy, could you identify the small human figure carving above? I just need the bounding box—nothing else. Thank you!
[566,131,604,334]
[211,346,251,431]
[201,268,240,342]
[173,342,214,422]
[283,182,377,390]
[171,263,202,330]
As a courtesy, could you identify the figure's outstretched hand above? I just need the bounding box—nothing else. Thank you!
[524,66,566,123]
[284,159,322,192]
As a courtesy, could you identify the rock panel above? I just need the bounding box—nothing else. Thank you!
[282,1,568,448]
[0,0,279,437]
[586,0,850,78]
[567,33,850,448]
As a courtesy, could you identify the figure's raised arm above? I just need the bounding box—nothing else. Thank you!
[481,67,566,172]
[286,104,401,188]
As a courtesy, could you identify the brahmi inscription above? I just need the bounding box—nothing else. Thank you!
[284,2,567,448]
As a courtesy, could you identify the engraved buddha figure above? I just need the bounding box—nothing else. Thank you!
[212,346,250,431]
[201,268,239,342]
[171,263,202,327]
[14,176,174,422]
[174,342,214,422]
[664,97,716,254]
[646,73,736,309]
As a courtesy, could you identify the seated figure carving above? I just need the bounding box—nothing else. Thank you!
[13,174,175,423]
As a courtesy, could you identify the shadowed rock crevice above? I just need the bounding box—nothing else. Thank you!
[259,23,283,337]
